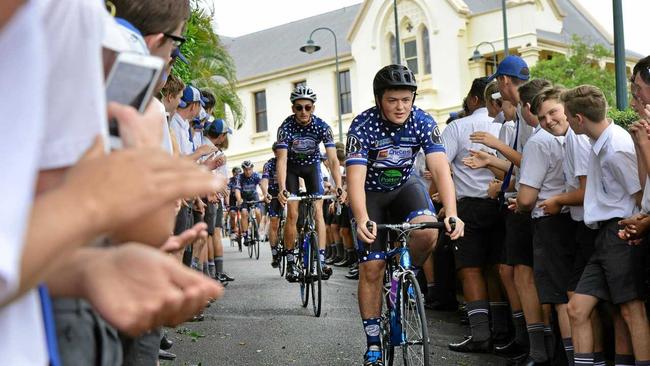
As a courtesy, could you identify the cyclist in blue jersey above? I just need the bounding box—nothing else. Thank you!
[227,167,241,240]
[235,161,263,245]
[346,65,465,366]
[276,86,347,282]
[261,143,283,268]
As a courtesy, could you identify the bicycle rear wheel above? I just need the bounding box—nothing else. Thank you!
[399,271,430,366]
[309,232,321,317]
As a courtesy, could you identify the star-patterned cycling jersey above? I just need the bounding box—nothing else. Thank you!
[237,172,262,200]
[345,105,445,192]
[262,157,279,194]
[227,175,240,191]
[276,114,336,167]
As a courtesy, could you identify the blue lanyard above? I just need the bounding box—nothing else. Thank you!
[39,285,61,366]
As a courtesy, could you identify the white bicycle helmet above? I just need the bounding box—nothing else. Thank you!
[290,85,317,103]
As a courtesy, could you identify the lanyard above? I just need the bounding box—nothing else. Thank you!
[500,115,520,194]
[39,285,61,366]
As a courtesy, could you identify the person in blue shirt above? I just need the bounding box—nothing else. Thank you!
[261,143,283,268]
[276,86,346,282]
[235,161,263,245]
[346,64,465,366]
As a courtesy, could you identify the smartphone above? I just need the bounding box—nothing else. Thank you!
[105,52,164,145]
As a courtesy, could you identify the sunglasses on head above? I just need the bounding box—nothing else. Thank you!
[293,104,312,112]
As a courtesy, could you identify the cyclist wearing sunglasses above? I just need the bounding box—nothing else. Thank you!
[346,65,464,366]
[276,86,347,283]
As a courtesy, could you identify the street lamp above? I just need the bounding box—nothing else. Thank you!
[471,41,498,71]
[300,27,343,143]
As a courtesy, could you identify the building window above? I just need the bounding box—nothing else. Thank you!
[338,70,352,114]
[254,90,267,132]
[421,27,431,75]
[404,39,418,74]
[294,80,306,89]
[389,34,397,64]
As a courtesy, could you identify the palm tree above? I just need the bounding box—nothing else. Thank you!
[173,0,244,128]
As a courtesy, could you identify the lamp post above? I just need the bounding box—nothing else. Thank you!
[501,0,509,56]
[472,41,498,71]
[300,27,343,143]
[393,0,401,64]
[613,0,627,109]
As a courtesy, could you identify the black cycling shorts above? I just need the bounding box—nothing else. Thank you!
[268,197,282,218]
[228,192,239,211]
[286,162,323,195]
[336,203,352,229]
[356,177,436,255]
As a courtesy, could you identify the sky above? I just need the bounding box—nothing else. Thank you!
[211,0,649,56]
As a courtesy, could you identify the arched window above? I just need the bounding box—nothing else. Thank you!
[389,34,397,64]
[421,26,431,75]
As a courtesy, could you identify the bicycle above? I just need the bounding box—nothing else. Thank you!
[276,206,287,277]
[243,200,263,260]
[362,221,449,366]
[287,193,336,317]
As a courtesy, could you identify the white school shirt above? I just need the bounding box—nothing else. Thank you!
[562,128,591,221]
[518,125,567,218]
[505,106,534,198]
[641,180,650,214]
[584,122,641,226]
[170,113,194,156]
[153,98,173,154]
[442,108,499,199]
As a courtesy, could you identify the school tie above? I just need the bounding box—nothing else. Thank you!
[39,285,61,366]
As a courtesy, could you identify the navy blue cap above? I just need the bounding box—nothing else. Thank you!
[206,118,232,135]
[172,48,189,65]
[178,85,207,108]
[488,55,530,82]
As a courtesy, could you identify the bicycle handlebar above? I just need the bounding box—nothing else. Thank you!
[369,218,455,232]
[286,194,336,202]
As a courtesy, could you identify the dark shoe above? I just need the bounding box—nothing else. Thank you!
[345,271,359,280]
[285,263,300,283]
[326,255,342,265]
[271,255,279,268]
[494,338,528,357]
[158,349,176,360]
[349,262,359,271]
[321,264,332,280]
[334,253,353,267]
[507,355,549,366]
[448,336,492,353]
[217,272,235,282]
[160,334,173,350]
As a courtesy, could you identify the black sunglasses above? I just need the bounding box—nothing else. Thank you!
[164,33,186,48]
[294,104,313,112]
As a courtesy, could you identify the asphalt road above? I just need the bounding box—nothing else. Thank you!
[162,238,507,366]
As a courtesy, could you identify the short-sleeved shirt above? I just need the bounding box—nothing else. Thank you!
[170,113,194,156]
[228,175,240,192]
[641,180,650,214]
[442,107,498,199]
[584,122,641,226]
[518,125,567,218]
[262,157,279,194]
[563,128,591,221]
[237,172,262,198]
[276,115,335,167]
[345,105,446,192]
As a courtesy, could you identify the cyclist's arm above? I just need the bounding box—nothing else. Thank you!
[325,146,343,190]
[347,165,368,223]
[277,149,288,193]
[260,178,269,197]
[426,152,457,218]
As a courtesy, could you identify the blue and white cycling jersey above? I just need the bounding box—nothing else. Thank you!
[345,105,445,192]
[237,172,262,199]
[262,158,279,194]
[227,175,240,191]
[276,115,336,167]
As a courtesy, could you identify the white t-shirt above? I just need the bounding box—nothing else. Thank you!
[170,113,194,155]
[0,1,48,365]
[562,128,590,221]
[584,122,641,226]
[442,108,498,199]
[519,125,567,218]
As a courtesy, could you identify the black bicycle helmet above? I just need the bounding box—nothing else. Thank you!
[232,167,241,175]
[241,160,254,169]
[373,64,417,97]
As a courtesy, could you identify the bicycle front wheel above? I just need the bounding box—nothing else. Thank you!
[399,271,430,366]
[309,232,321,317]
[298,234,309,308]
[278,243,286,277]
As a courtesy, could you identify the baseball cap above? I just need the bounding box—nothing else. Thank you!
[172,48,189,65]
[488,55,530,82]
[178,85,208,108]
[102,13,148,55]
[207,118,233,135]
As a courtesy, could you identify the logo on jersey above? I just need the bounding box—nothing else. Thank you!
[277,128,289,143]
[324,126,334,142]
[346,134,362,154]
[431,125,442,144]
[291,138,317,156]
[378,169,403,188]
[377,147,412,162]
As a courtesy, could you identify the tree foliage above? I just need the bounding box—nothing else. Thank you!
[173,0,244,128]
[530,35,637,127]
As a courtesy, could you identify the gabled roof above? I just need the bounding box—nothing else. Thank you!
[223,0,642,82]
[222,4,361,81]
